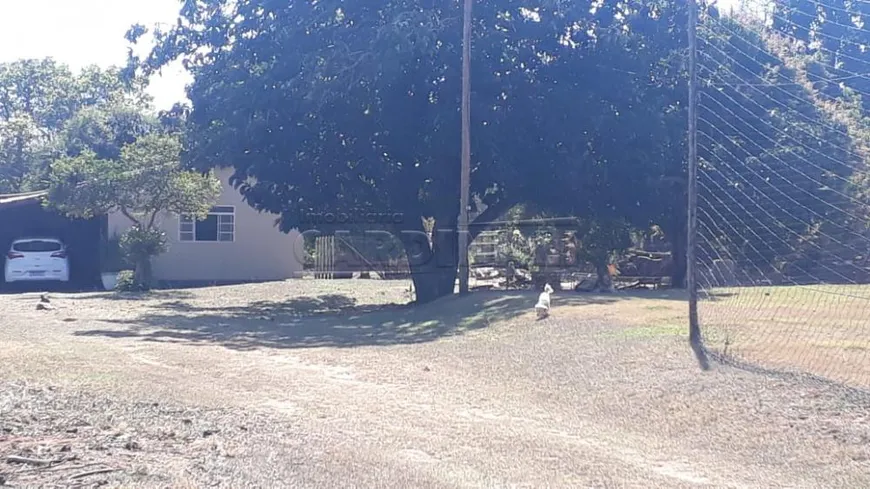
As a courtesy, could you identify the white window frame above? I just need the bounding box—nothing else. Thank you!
[179,206,235,243]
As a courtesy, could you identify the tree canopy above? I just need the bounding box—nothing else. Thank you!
[111,0,870,298]
[696,6,870,284]
[0,58,151,193]
[773,0,869,113]
[126,0,698,301]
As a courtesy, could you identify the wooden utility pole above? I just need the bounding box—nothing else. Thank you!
[687,0,709,370]
[458,0,472,295]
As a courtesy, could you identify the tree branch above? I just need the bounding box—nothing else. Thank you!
[147,209,160,230]
[469,199,516,243]
[119,206,141,227]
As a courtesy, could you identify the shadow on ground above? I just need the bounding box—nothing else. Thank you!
[0,283,104,295]
[65,290,198,301]
[73,288,686,351]
[1,289,198,302]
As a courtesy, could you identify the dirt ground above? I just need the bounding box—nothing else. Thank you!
[1,279,869,488]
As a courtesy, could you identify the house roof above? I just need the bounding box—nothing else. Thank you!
[0,190,49,208]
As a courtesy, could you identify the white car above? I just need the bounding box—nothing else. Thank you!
[4,237,70,284]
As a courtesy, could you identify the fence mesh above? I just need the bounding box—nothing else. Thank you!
[468,215,674,293]
[468,216,586,291]
[695,1,870,390]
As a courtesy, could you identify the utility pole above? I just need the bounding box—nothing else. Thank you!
[687,0,709,370]
[458,0,472,295]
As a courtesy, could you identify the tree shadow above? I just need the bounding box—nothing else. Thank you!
[0,283,103,295]
[0,288,193,302]
[157,293,359,315]
[66,290,198,301]
[73,290,636,351]
[576,288,692,301]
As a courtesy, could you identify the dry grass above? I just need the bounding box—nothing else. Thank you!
[552,284,870,390]
[698,284,870,389]
[0,280,868,488]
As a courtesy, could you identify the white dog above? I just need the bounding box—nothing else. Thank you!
[535,283,554,319]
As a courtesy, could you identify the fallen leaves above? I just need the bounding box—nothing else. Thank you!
[0,381,280,487]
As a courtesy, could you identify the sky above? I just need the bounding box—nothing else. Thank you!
[0,0,743,112]
[0,0,191,111]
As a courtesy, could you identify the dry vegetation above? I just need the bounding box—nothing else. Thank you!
[0,381,293,488]
[699,284,870,390]
[0,279,868,488]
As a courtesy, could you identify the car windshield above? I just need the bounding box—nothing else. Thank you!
[12,240,62,252]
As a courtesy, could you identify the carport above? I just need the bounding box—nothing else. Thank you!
[0,191,104,290]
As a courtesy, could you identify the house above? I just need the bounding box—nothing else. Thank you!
[108,167,304,285]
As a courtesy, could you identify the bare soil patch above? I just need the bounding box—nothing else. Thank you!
[0,381,304,488]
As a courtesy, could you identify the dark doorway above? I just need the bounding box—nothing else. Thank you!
[0,199,104,291]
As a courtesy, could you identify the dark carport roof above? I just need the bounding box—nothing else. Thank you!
[0,190,49,208]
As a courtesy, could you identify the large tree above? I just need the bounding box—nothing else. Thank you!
[0,114,45,193]
[695,8,870,284]
[61,104,160,161]
[467,0,691,286]
[0,58,151,192]
[772,0,869,113]
[127,0,696,301]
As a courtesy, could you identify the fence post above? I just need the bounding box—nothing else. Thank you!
[457,0,473,295]
[687,0,709,370]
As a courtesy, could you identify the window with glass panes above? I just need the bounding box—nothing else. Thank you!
[179,206,235,242]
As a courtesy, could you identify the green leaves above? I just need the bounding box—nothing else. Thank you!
[61,105,160,161]
[46,150,116,219]
[0,114,47,193]
[47,133,222,230]
[0,58,153,194]
[574,218,634,266]
[127,0,692,228]
[119,226,168,264]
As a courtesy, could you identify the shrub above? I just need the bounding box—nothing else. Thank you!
[118,226,167,290]
[114,270,145,292]
[119,226,168,261]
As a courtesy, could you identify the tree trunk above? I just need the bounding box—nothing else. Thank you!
[434,216,459,296]
[133,256,153,291]
[398,217,459,304]
[593,260,615,293]
[468,199,514,244]
[409,259,440,304]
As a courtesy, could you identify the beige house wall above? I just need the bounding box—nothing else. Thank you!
[108,167,303,283]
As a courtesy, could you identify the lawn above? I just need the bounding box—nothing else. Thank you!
[0,279,868,488]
